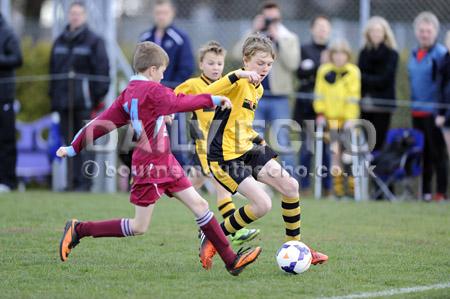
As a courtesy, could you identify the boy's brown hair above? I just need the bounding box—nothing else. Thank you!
[242,33,276,61]
[198,40,227,62]
[133,41,169,73]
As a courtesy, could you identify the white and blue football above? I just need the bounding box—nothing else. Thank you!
[276,241,312,274]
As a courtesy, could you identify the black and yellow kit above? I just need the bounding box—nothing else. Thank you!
[205,69,300,241]
[174,74,216,175]
[205,70,277,194]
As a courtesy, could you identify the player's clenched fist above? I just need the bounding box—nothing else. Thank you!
[236,70,260,85]
[56,146,68,158]
[212,95,233,110]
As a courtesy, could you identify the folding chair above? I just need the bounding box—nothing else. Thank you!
[371,128,424,201]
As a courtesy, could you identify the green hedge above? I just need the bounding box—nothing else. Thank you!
[16,38,52,122]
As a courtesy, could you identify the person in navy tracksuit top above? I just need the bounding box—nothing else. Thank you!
[408,12,448,201]
[139,0,195,167]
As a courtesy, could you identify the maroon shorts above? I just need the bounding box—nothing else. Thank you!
[130,176,192,207]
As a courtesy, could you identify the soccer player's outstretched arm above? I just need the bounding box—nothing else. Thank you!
[152,85,231,116]
[56,95,129,158]
[206,70,260,95]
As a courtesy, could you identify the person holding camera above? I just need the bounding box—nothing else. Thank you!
[232,1,300,178]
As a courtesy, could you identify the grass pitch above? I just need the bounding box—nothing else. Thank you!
[0,191,449,298]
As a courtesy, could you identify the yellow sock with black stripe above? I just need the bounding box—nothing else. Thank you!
[220,205,257,236]
[282,196,301,241]
[334,174,345,197]
[347,176,355,196]
[217,197,236,220]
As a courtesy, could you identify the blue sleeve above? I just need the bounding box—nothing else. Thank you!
[173,34,195,83]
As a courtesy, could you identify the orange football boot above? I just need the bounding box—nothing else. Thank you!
[199,232,217,270]
[227,246,262,276]
[59,219,80,262]
[309,246,328,265]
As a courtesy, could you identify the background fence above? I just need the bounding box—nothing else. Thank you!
[1,0,449,193]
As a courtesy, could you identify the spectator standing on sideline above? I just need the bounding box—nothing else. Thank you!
[0,13,22,193]
[436,31,450,176]
[49,1,110,191]
[294,16,332,194]
[408,11,448,202]
[140,0,195,167]
[232,1,300,178]
[358,16,399,152]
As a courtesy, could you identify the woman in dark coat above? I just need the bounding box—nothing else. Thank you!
[358,16,399,151]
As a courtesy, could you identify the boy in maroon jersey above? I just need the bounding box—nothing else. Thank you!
[57,41,261,276]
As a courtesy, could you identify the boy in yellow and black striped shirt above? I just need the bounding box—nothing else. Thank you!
[200,34,328,268]
[175,41,259,246]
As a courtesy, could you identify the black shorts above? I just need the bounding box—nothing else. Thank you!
[208,145,278,194]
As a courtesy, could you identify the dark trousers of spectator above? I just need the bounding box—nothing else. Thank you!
[59,109,93,191]
[0,100,17,189]
[413,115,449,195]
[361,111,392,152]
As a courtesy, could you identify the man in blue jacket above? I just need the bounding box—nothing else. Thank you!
[140,0,194,86]
[140,0,195,167]
[408,11,448,201]
[0,13,22,192]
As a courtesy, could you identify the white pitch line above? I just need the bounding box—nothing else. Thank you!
[321,282,450,299]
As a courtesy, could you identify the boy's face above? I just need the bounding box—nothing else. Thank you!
[243,51,274,82]
[199,52,225,81]
[331,51,348,68]
[150,65,166,83]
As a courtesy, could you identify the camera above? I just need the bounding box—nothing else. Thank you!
[262,18,274,31]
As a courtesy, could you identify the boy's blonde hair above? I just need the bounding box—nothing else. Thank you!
[133,41,169,73]
[328,39,352,61]
[242,33,276,61]
[198,41,227,62]
[363,16,398,50]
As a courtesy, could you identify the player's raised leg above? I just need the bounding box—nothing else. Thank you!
[219,177,271,237]
[59,204,155,262]
[212,178,260,245]
[173,186,261,275]
[257,159,328,265]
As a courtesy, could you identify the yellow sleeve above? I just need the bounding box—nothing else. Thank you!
[174,80,193,95]
[205,71,240,95]
[344,66,361,120]
[313,66,326,115]
[256,84,264,99]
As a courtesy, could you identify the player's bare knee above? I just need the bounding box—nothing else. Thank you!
[280,177,299,198]
[253,197,272,217]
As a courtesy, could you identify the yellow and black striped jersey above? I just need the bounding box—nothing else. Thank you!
[205,70,263,161]
[174,74,216,142]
